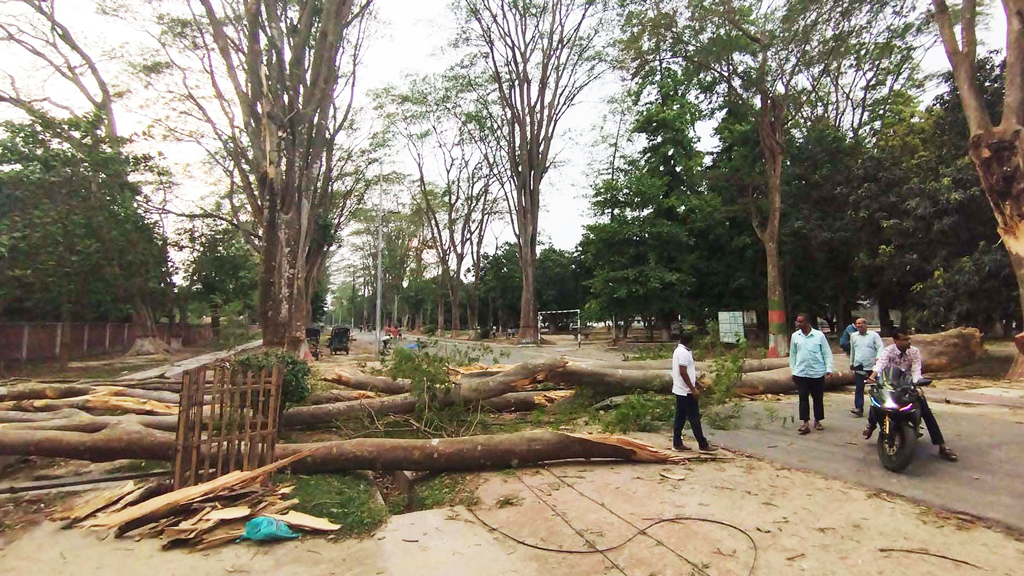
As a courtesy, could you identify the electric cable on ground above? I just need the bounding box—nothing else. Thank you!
[466,467,757,576]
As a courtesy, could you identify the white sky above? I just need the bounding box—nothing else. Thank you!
[0,1,1011,259]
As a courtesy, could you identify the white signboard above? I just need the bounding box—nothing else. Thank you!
[718,311,744,344]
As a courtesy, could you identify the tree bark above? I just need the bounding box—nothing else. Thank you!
[0,428,697,470]
[325,370,412,394]
[285,358,569,427]
[517,227,539,344]
[754,92,789,359]
[931,0,1024,379]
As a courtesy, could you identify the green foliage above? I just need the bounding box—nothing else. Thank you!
[179,221,258,326]
[699,341,746,430]
[280,472,389,537]
[233,348,312,407]
[621,344,674,362]
[600,392,674,433]
[0,113,171,321]
[417,473,479,510]
[218,301,258,346]
[423,324,438,336]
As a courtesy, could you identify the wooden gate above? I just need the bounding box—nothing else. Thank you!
[173,364,284,489]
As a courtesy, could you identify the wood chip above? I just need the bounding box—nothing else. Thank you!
[659,472,686,481]
[263,511,340,532]
[205,506,252,521]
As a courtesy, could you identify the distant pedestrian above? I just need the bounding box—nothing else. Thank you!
[790,313,833,435]
[848,317,883,417]
[671,332,718,453]
[839,322,857,354]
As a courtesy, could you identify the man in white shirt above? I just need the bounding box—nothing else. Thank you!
[671,332,718,453]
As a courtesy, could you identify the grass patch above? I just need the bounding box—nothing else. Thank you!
[600,392,674,433]
[277,472,388,537]
[417,473,479,510]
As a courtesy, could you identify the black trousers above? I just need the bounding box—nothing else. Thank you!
[673,394,707,447]
[868,394,945,446]
[793,375,825,422]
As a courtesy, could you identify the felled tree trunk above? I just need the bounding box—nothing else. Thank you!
[481,391,574,412]
[735,367,853,396]
[589,357,790,373]
[880,327,985,373]
[305,389,376,405]
[284,358,569,428]
[547,364,672,396]
[325,370,411,394]
[0,428,697,470]
[0,384,179,404]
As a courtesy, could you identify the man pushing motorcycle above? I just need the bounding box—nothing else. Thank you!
[863,327,958,462]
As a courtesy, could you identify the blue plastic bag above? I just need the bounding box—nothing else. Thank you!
[239,516,300,542]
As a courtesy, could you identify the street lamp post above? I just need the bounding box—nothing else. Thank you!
[375,170,384,357]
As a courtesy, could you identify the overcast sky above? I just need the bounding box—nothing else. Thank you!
[0,1,1011,258]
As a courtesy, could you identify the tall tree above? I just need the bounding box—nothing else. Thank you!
[379,74,496,335]
[142,0,373,351]
[621,0,924,356]
[930,0,1024,378]
[459,0,606,343]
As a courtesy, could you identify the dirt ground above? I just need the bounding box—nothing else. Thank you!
[3,336,1024,575]
[2,450,1022,575]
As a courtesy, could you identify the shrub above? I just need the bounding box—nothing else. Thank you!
[233,348,312,407]
[423,324,438,336]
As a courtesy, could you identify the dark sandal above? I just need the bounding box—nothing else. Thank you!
[814,422,824,431]
[798,425,810,435]
[939,447,959,462]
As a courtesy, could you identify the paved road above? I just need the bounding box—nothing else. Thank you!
[709,392,1024,532]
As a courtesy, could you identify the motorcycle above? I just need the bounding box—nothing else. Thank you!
[868,366,932,472]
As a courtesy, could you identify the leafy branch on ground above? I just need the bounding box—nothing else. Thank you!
[232,348,312,407]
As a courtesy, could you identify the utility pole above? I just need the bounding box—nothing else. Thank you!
[375,169,384,357]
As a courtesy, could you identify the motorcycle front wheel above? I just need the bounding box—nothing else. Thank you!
[877,419,917,472]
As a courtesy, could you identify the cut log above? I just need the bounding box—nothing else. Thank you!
[285,358,570,428]
[881,327,985,373]
[547,363,672,396]
[0,409,178,433]
[482,391,574,412]
[0,428,713,471]
[589,357,790,373]
[0,390,178,415]
[735,367,854,396]
[0,384,180,404]
[325,369,411,394]
[305,389,377,405]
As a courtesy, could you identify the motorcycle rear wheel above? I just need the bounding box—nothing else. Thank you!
[877,420,917,472]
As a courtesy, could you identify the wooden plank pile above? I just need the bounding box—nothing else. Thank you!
[50,449,338,551]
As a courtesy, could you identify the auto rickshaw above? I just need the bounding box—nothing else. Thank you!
[305,327,322,360]
[329,326,350,355]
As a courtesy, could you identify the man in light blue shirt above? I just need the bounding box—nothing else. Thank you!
[790,312,833,435]
[848,317,883,417]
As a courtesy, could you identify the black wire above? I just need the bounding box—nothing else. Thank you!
[513,468,629,575]
[467,468,758,576]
